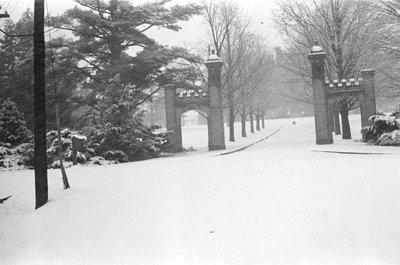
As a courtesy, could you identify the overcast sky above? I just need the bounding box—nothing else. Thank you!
[1,0,282,48]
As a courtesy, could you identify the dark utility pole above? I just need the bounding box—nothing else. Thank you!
[34,0,48,209]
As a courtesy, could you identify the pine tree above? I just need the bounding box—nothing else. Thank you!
[50,0,203,96]
[0,10,35,129]
[0,98,32,146]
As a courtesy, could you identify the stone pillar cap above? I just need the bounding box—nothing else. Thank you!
[361,69,375,73]
[207,49,223,63]
[309,41,324,54]
[164,84,176,89]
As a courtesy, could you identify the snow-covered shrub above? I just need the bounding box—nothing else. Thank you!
[83,114,169,162]
[0,154,22,169]
[0,98,32,147]
[50,160,73,169]
[77,74,170,162]
[18,143,34,167]
[361,107,400,145]
[376,130,400,146]
[103,150,129,163]
[46,128,90,166]
[65,149,90,164]
[46,129,74,150]
[0,145,10,159]
[90,156,106,165]
[182,146,197,152]
[0,143,34,170]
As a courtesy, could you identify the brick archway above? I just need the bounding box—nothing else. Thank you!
[308,42,376,144]
[164,52,226,152]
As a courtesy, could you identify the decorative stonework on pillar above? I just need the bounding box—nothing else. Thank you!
[205,51,226,151]
[308,42,333,145]
[360,69,376,128]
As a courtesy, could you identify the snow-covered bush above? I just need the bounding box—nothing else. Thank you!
[361,107,400,145]
[17,143,35,167]
[83,113,169,162]
[0,98,32,147]
[103,150,129,163]
[90,156,106,165]
[46,128,90,167]
[0,142,34,170]
[376,130,400,146]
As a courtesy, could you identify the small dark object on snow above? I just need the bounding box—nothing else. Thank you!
[292,121,296,125]
[209,231,215,234]
[0,195,12,204]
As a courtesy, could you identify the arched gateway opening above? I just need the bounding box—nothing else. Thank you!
[164,51,226,152]
[181,110,208,150]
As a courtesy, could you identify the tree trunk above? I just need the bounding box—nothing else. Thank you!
[256,113,261,131]
[340,110,351,139]
[261,111,265,129]
[334,111,341,135]
[328,109,334,133]
[250,110,254,133]
[56,102,70,189]
[334,111,342,135]
[241,105,247,138]
[34,0,48,209]
[228,93,235,142]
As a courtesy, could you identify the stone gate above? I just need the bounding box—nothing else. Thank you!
[308,42,376,144]
[165,51,226,152]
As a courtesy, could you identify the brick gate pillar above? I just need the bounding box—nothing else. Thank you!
[205,51,226,151]
[360,69,376,128]
[164,84,182,152]
[308,42,333,145]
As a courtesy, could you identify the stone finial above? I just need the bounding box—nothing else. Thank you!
[310,40,324,53]
[207,49,223,63]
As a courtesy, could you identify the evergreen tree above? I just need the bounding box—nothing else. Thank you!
[0,98,32,146]
[50,0,203,103]
[0,10,35,129]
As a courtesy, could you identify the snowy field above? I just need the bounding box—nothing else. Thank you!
[2,115,400,265]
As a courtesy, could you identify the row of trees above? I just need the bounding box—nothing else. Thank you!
[202,0,275,142]
[273,0,400,139]
[137,0,277,143]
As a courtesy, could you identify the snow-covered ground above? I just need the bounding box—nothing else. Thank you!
[1,115,400,265]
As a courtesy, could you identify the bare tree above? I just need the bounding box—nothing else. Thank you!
[365,0,400,108]
[201,0,253,142]
[373,0,400,56]
[274,0,377,139]
[236,37,275,137]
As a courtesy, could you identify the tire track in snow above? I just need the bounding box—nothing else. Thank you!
[217,127,283,156]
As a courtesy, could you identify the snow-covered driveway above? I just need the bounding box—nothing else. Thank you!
[1,116,400,265]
